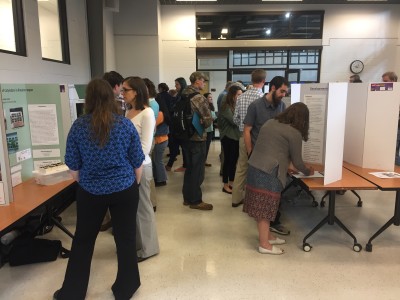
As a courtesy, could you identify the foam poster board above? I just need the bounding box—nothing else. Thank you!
[344,82,400,171]
[292,83,348,185]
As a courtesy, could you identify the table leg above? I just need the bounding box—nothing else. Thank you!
[51,215,74,239]
[303,191,362,252]
[350,190,362,207]
[366,190,400,252]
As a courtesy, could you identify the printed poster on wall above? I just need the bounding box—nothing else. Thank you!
[302,94,326,164]
[28,104,60,145]
[1,84,66,183]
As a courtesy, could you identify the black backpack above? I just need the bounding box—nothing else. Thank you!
[171,92,199,140]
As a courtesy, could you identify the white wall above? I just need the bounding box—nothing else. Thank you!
[321,5,400,82]
[159,4,400,84]
[114,0,160,82]
[159,5,197,88]
[0,0,90,84]
[104,9,116,72]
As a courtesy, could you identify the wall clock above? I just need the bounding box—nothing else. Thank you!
[350,60,364,74]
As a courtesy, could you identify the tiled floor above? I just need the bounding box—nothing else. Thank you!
[1,141,400,299]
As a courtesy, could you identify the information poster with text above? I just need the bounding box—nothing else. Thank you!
[1,84,66,183]
[302,94,326,164]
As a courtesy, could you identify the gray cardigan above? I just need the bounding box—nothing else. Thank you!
[248,119,310,187]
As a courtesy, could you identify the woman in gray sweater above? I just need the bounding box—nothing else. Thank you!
[243,102,314,255]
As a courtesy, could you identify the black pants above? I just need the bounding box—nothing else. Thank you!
[182,140,206,205]
[167,135,187,168]
[57,183,140,300]
[221,136,239,184]
[271,210,281,226]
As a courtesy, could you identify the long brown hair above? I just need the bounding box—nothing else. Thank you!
[84,78,118,147]
[222,85,242,112]
[275,102,309,141]
[143,78,157,98]
[123,76,149,110]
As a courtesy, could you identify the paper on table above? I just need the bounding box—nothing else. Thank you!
[369,172,400,179]
[293,171,324,178]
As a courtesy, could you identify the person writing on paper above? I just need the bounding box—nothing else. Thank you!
[55,79,144,299]
[181,71,213,210]
[243,102,314,255]
[218,84,244,194]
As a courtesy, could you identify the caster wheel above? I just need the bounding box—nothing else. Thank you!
[366,243,372,252]
[320,201,325,208]
[312,201,318,207]
[357,201,363,207]
[303,243,312,252]
[353,243,362,252]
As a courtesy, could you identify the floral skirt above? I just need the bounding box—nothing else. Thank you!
[243,165,283,221]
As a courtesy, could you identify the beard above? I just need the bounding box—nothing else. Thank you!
[271,91,283,106]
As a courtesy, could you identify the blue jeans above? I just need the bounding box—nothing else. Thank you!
[182,140,206,205]
[205,131,213,160]
[152,140,168,182]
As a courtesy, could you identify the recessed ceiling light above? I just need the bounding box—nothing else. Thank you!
[347,0,387,1]
[285,12,291,18]
[177,0,217,2]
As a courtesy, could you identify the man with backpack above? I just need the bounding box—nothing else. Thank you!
[177,71,213,210]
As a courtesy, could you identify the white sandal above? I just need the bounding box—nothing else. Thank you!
[258,245,285,255]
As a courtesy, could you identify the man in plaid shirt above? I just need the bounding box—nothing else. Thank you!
[231,69,266,208]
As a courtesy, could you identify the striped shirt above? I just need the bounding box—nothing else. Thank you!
[233,87,263,132]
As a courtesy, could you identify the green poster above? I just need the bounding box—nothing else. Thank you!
[1,84,66,183]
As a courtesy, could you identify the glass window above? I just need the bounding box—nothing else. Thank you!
[300,69,318,82]
[38,0,69,63]
[196,11,323,41]
[0,0,26,55]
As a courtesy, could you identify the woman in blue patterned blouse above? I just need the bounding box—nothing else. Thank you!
[54,79,145,300]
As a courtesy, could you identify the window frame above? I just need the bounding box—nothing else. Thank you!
[39,0,70,64]
[197,47,322,84]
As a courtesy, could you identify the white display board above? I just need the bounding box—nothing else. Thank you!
[292,83,348,185]
[324,83,348,184]
[344,82,400,171]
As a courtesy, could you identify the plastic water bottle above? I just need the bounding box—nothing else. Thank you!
[0,230,21,245]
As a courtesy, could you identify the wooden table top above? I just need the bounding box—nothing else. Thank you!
[299,166,377,191]
[343,162,400,190]
[0,179,75,232]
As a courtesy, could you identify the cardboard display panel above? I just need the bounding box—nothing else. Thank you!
[291,83,348,185]
[0,84,78,205]
[344,82,400,171]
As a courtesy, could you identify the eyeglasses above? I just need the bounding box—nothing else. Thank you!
[121,88,133,93]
